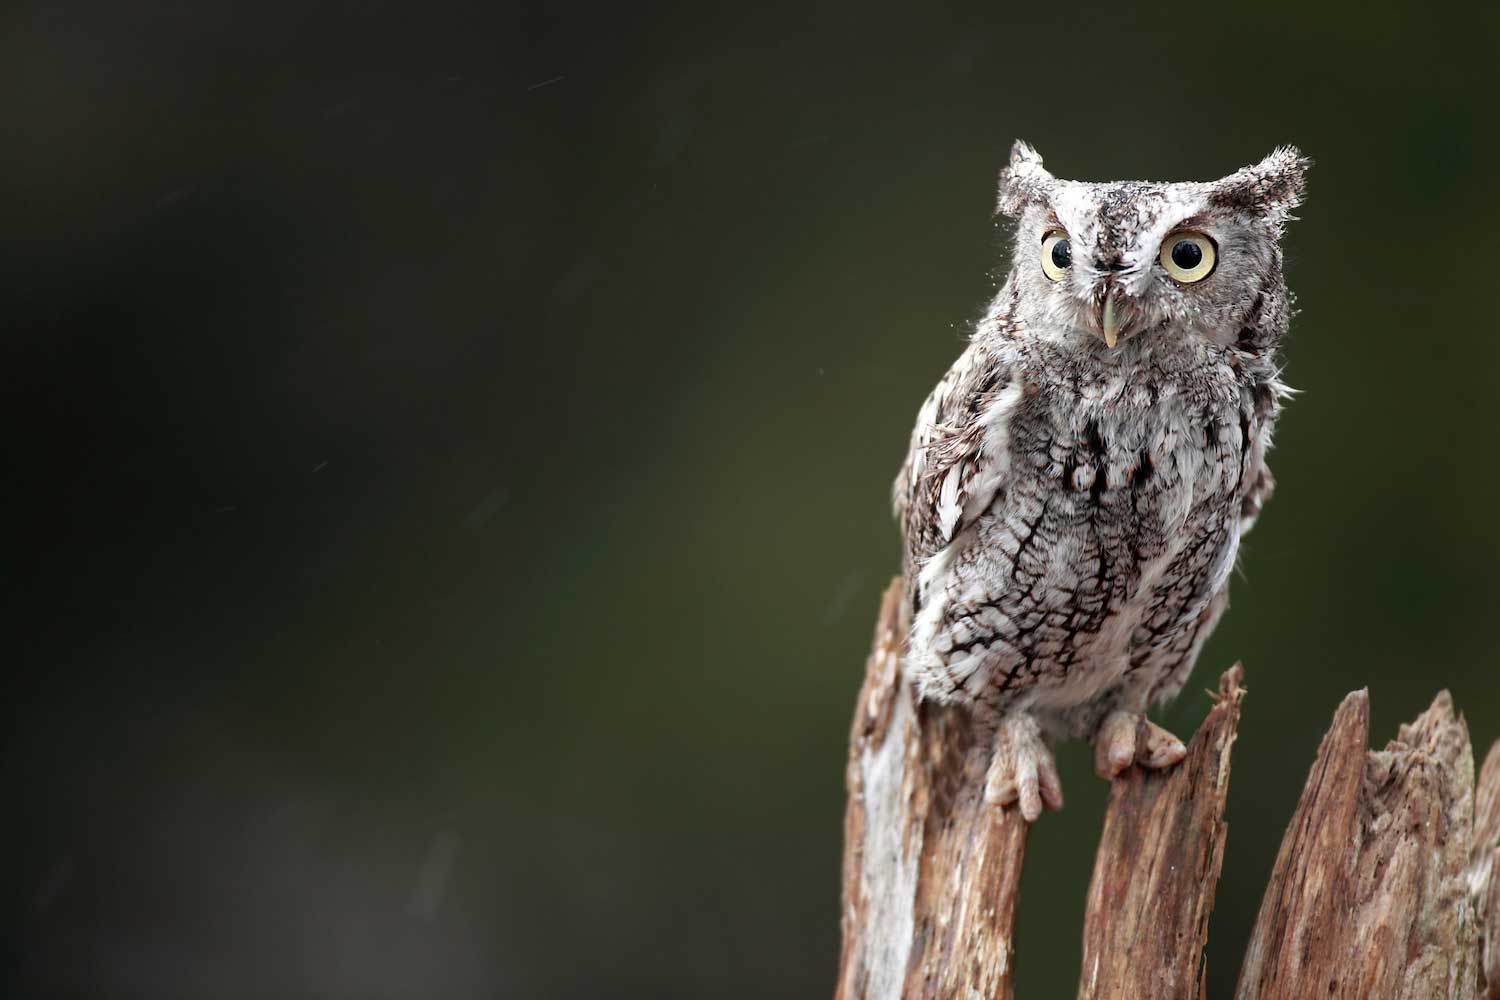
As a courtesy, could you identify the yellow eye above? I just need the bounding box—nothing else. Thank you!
[1159,231,1216,283]
[1040,230,1071,281]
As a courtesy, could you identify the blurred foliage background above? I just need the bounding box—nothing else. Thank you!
[4,1,1499,996]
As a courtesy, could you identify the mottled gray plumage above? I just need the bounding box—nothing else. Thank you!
[893,142,1309,820]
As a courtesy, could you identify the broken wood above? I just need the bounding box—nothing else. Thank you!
[1235,688,1478,999]
[835,577,1500,1000]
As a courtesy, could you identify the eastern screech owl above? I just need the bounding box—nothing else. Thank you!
[893,142,1309,821]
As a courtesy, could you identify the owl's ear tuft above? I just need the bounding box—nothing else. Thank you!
[1209,146,1312,226]
[996,140,1055,217]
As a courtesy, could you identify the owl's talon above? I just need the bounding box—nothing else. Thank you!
[1140,719,1188,769]
[1094,709,1139,778]
[1093,711,1188,778]
[983,712,1063,821]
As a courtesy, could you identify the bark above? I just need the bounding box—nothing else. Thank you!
[1234,690,1478,1000]
[1077,665,1245,1000]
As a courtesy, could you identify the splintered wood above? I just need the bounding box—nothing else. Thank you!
[835,578,1500,1000]
[1235,690,1477,999]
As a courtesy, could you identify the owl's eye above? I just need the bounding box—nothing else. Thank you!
[1159,232,1217,283]
[1040,231,1071,281]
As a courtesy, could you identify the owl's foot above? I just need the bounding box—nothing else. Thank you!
[1092,710,1188,779]
[982,711,1064,822]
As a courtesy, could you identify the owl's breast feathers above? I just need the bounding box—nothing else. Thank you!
[894,320,1284,719]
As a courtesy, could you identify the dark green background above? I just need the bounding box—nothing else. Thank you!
[6,2,1498,996]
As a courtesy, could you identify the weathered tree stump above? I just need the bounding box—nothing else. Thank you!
[835,577,1500,1000]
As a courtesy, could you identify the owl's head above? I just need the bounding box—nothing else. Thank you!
[995,141,1310,351]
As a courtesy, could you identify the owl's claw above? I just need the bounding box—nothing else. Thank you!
[1092,710,1188,779]
[983,711,1064,821]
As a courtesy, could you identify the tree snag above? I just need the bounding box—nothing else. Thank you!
[835,582,1500,1000]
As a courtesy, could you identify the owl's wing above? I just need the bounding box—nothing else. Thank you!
[1239,463,1275,532]
[893,339,1020,571]
[1237,376,1288,534]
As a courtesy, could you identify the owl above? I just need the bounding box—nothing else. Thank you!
[893,142,1309,821]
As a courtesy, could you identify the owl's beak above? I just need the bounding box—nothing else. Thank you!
[1101,296,1122,349]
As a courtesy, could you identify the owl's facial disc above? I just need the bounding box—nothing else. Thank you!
[1038,220,1150,349]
